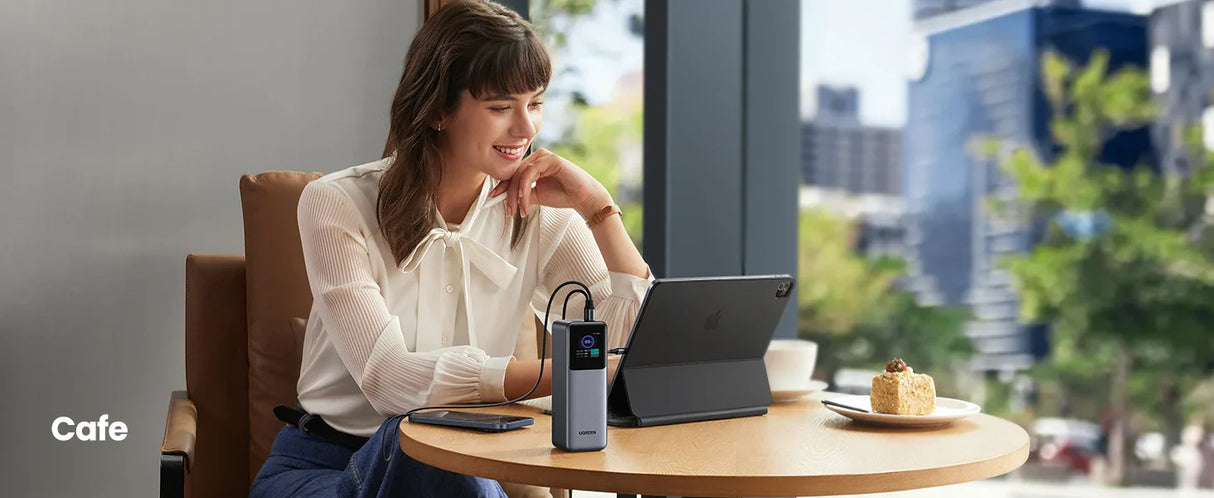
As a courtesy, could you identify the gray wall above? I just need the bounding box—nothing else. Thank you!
[0,1,422,495]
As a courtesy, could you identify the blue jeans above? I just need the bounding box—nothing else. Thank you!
[250,415,508,497]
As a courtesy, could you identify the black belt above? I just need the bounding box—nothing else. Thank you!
[274,405,370,451]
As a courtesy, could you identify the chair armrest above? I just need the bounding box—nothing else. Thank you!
[162,390,197,467]
[161,390,196,498]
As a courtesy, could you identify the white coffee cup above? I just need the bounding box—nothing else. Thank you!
[763,339,818,391]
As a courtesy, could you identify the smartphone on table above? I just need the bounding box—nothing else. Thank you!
[407,410,534,433]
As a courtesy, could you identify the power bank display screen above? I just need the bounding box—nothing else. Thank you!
[569,325,605,371]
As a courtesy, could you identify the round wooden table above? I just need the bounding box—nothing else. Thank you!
[399,392,1030,497]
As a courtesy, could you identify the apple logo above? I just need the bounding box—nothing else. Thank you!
[704,310,722,330]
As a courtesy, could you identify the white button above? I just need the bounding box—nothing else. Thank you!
[445,284,454,293]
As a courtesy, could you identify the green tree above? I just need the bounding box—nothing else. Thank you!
[549,100,644,248]
[847,293,973,396]
[797,210,973,389]
[796,210,900,337]
[530,0,598,50]
[982,50,1214,485]
[530,0,645,248]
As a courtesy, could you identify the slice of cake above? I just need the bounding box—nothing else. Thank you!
[870,358,936,415]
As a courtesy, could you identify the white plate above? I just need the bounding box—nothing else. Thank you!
[771,379,830,403]
[822,394,980,427]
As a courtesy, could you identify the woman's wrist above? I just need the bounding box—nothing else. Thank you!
[576,187,614,220]
[585,204,623,230]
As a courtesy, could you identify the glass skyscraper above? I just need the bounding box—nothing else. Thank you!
[913,0,1000,20]
[904,3,1151,371]
[913,0,1079,21]
[1150,0,1214,177]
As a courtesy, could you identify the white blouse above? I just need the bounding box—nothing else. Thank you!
[295,157,653,437]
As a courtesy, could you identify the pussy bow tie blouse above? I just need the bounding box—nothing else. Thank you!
[294,158,653,437]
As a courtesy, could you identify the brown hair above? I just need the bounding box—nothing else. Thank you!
[379,0,551,265]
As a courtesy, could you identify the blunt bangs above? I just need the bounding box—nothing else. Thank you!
[461,35,551,101]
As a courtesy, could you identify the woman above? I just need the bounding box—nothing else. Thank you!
[250,1,652,496]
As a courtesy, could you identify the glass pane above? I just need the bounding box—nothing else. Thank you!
[800,0,1214,493]
[530,0,645,250]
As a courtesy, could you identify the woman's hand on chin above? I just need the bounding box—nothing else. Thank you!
[489,148,612,219]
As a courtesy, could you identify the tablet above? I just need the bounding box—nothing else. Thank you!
[607,274,795,427]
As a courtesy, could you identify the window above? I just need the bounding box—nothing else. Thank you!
[800,0,1213,492]
[530,0,645,249]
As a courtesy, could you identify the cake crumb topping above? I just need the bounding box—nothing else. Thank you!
[885,358,914,374]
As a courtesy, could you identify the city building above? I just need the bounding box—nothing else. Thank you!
[801,85,906,258]
[802,85,902,196]
[798,186,908,259]
[814,85,861,124]
[913,0,1079,22]
[1150,0,1214,175]
[903,0,1152,372]
[914,0,1001,20]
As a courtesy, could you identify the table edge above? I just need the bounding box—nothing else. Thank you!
[399,420,1031,496]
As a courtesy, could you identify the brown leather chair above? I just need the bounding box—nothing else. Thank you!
[159,171,561,498]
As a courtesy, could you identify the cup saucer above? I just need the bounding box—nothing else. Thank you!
[771,379,829,403]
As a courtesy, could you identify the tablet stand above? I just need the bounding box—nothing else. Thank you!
[607,358,771,427]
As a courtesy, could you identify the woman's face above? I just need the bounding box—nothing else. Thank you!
[439,88,545,182]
